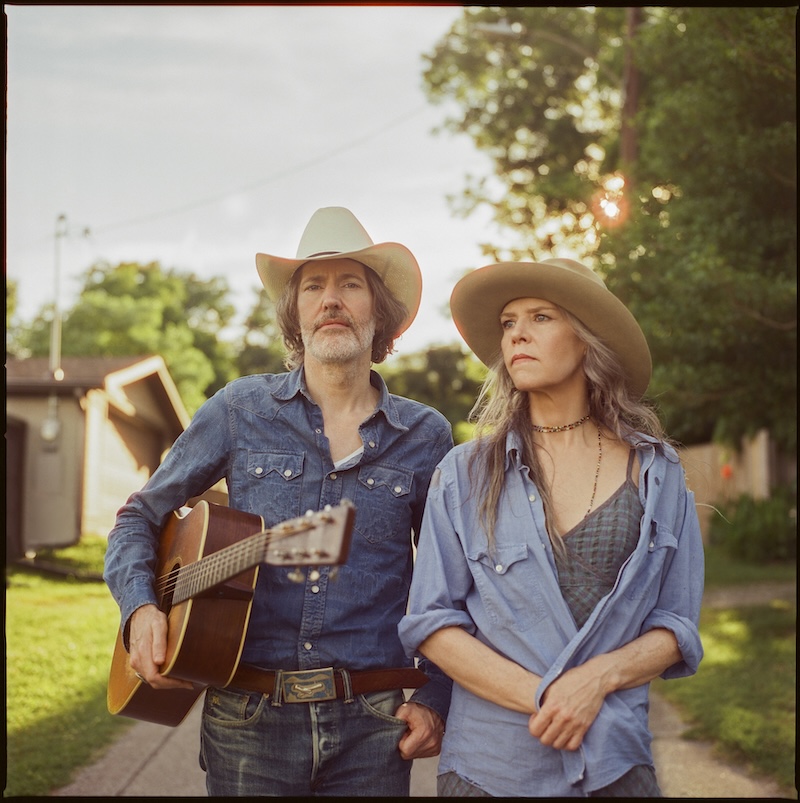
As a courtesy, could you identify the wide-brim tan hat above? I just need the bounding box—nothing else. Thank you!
[450,258,652,398]
[256,207,422,336]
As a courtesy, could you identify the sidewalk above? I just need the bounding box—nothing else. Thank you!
[52,692,791,798]
[53,582,795,798]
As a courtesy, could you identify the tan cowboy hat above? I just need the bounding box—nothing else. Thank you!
[450,259,652,397]
[256,207,422,336]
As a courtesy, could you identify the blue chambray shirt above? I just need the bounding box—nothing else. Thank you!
[399,431,704,796]
[104,367,454,718]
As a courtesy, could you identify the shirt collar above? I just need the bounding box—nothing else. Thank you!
[270,367,408,433]
[502,427,663,470]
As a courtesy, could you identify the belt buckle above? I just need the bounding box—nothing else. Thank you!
[280,668,337,703]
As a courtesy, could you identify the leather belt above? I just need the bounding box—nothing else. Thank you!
[230,663,428,704]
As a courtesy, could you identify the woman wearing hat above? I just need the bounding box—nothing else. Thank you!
[399,259,704,797]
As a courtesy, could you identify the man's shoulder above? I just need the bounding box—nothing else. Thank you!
[389,392,451,431]
[221,372,294,408]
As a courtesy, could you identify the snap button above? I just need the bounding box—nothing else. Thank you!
[495,564,504,573]
[255,467,263,475]
[367,478,375,486]
[369,441,376,448]
[315,428,322,434]
[529,494,536,502]
[303,642,313,651]
[330,472,338,480]
[309,570,320,581]
[311,585,320,594]
[283,469,292,477]
[394,485,403,494]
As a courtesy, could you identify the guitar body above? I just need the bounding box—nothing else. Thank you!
[107,502,264,726]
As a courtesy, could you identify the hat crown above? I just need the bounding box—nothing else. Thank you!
[296,207,375,260]
[541,258,607,288]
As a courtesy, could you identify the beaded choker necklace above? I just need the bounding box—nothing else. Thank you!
[531,413,590,434]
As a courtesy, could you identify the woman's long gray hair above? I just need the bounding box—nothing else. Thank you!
[467,306,667,555]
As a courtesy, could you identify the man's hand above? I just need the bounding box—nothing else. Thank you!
[395,701,445,760]
[128,604,193,690]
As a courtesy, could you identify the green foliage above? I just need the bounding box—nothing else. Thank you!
[708,486,797,563]
[236,285,289,377]
[377,343,486,442]
[703,543,797,588]
[5,568,132,796]
[423,7,797,449]
[17,261,238,413]
[423,6,629,258]
[603,7,797,449]
[656,602,796,794]
[33,534,109,577]
[6,278,25,358]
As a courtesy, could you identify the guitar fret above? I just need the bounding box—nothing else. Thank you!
[172,532,271,605]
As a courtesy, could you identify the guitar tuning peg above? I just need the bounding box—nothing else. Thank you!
[287,568,305,583]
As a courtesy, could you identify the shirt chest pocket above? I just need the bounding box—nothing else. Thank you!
[353,464,413,544]
[624,520,679,601]
[246,451,305,521]
[466,543,546,630]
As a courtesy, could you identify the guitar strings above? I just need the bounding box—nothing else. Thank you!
[154,523,316,603]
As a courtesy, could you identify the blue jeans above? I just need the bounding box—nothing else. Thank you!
[199,685,411,796]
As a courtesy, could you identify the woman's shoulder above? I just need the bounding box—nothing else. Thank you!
[438,439,480,471]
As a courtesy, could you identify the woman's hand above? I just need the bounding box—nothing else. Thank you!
[528,660,606,750]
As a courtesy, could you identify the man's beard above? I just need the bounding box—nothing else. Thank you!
[301,313,376,364]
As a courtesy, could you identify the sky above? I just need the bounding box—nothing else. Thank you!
[5,3,510,359]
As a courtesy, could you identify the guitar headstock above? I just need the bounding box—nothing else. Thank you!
[264,500,354,569]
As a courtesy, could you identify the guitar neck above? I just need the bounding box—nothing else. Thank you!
[156,501,353,608]
[170,530,273,605]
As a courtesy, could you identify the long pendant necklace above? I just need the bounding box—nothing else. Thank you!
[585,425,603,517]
[531,413,590,433]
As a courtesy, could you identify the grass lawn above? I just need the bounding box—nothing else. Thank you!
[703,543,797,587]
[4,538,796,797]
[655,599,796,796]
[5,540,134,797]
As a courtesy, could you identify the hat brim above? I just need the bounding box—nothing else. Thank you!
[450,261,652,398]
[256,243,422,337]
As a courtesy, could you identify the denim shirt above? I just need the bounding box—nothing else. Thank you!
[399,432,704,796]
[104,367,454,718]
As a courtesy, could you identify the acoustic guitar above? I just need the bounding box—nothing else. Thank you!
[107,499,354,726]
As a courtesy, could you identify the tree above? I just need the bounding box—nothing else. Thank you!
[236,286,290,378]
[423,6,629,259]
[18,261,238,413]
[6,278,24,358]
[423,6,796,448]
[602,8,796,448]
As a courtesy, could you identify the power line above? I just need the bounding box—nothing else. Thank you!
[85,104,432,236]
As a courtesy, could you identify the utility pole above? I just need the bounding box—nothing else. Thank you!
[49,214,68,382]
[41,213,90,446]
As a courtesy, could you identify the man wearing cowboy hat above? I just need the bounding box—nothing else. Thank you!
[105,207,453,796]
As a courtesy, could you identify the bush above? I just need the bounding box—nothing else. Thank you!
[709,485,797,563]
